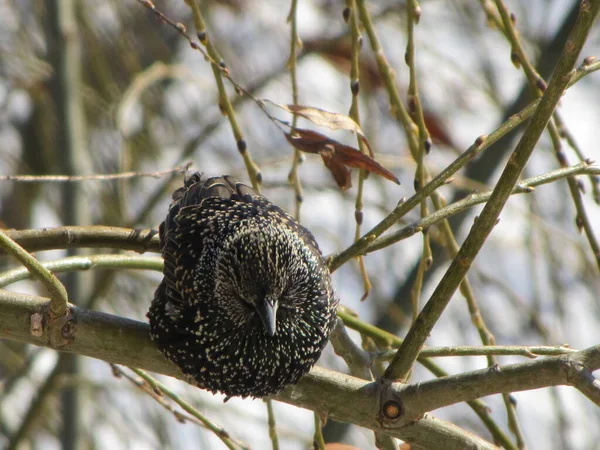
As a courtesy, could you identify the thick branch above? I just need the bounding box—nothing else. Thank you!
[0,226,160,254]
[2,291,600,448]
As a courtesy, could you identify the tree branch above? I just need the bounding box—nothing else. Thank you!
[2,290,599,448]
[0,231,68,316]
[1,226,160,254]
[0,254,162,288]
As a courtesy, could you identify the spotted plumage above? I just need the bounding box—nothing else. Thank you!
[148,173,338,398]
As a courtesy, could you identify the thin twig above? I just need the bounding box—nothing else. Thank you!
[0,226,160,255]
[374,345,577,360]
[130,367,247,450]
[110,364,208,427]
[0,254,163,288]
[265,399,280,450]
[313,413,326,450]
[0,231,69,316]
[286,0,304,220]
[0,165,190,182]
[330,318,373,380]
[346,0,372,301]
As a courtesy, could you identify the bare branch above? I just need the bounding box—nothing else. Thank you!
[1,227,160,255]
[0,231,68,317]
[0,165,190,183]
[2,290,599,448]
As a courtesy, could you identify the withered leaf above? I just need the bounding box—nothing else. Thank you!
[321,151,352,190]
[327,143,400,184]
[265,100,374,156]
[285,128,400,189]
[284,128,334,154]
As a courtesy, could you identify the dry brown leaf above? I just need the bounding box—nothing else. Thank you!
[321,151,352,190]
[288,104,362,131]
[331,144,400,185]
[284,128,334,154]
[270,101,362,133]
[266,100,374,156]
[285,128,399,189]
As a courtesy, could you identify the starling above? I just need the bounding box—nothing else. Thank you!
[148,173,338,398]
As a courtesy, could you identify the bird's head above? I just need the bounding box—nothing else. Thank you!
[214,225,328,339]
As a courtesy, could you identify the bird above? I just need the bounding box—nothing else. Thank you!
[148,172,338,399]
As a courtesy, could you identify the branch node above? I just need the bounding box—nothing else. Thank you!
[382,400,403,420]
[30,312,44,337]
[376,378,416,427]
[45,304,76,348]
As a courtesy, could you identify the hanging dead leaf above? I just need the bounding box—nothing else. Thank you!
[269,101,361,133]
[330,143,400,184]
[284,128,335,154]
[285,128,400,189]
[265,100,374,156]
[321,150,352,190]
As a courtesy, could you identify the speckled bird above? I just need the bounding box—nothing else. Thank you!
[148,173,338,399]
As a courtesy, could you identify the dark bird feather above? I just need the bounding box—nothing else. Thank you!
[148,173,338,398]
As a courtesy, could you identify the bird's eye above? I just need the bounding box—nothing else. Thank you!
[235,293,254,307]
[277,294,296,311]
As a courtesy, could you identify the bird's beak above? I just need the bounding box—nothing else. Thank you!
[256,297,278,337]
